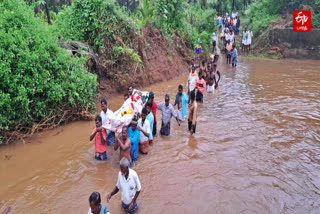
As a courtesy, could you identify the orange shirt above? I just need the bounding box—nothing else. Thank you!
[92,127,107,153]
[226,43,232,51]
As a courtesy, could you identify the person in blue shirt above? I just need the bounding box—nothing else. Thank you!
[232,44,238,67]
[128,118,140,162]
[146,102,154,145]
[174,85,188,121]
[88,192,110,214]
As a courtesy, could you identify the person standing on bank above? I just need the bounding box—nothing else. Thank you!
[212,32,217,53]
[148,92,157,136]
[88,192,110,214]
[157,94,180,136]
[107,157,141,213]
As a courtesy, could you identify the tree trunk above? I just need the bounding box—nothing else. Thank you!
[45,0,52,24]
[52,0,57,14]
[68,0,71,6]
[232,0,235,11]
[61,0,65,7]
[34,0,40,14]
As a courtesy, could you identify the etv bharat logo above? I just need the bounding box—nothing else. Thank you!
[293,10,311,32]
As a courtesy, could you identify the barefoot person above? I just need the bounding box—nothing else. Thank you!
[124,93,129,101]
[107,157,141,213]
[174,85,188,121]
[196,71,206,103]
[212,32,217,52]
[128,119,140,162]
[188,90,198,135]
[148,92,157,136]
[137,108,150,154]
[146,102,154,145]
[90,115,107,160]
[232,44,238,67]
[207,69,216,93]
[114,126,132,166]
[213,63,221,89]
[88,192,110,214]
[226,40,232,65]
[157,94,180,136]
[128,84,134,96]
[188,65,198,94]
[100,99,115,145]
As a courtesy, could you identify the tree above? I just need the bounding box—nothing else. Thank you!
[52,0,57,14]
[44,0,51,24]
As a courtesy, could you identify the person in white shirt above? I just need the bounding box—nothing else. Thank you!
[137,108,150,154]
[107,157,141,213]
[100,98,115,145]
[188,66,198,94]
[212,32,217,52]
[229,31,235,45]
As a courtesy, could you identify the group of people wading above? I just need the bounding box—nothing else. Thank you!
[87,51,221,213]
[216,11,253,67]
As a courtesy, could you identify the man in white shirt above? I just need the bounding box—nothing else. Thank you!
[100,98,115,145]
[188,66,198,94]
[137,108,150,154]
[107,157,141,213]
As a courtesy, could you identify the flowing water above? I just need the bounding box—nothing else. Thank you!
[1,58,320,214]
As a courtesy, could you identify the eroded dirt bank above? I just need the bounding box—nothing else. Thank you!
[98,26,192,99]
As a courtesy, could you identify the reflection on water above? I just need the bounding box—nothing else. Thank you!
[0,58,320,213]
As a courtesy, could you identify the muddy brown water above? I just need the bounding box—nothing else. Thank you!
[1,58,320,214]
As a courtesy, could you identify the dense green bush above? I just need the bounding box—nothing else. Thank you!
[152,0,186,34]
[246,0,320,36]
[0,0,97,143]
[54,0,142,84]
[199,31,211,54]
[55,0,140,53]
[184,2,216,53]
[246,0,280,37]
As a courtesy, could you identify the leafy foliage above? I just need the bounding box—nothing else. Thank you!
[0,0,97,143]
[246,0,320,36]
[54,0,143,90]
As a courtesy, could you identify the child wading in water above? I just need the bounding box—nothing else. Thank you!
[232,44,238,67]
[90,115,107,160]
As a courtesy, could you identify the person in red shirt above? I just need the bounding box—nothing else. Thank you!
[148,92,157,136]
[90,115,107,160]
[196,71,206,103]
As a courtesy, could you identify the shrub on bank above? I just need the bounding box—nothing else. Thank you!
[0,0,97,144]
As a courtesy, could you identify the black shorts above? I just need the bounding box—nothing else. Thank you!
[213,41,216,47]
[188,121,196,133]
[196,92,203,103]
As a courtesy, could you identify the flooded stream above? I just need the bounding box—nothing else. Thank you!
[1,57,320,213]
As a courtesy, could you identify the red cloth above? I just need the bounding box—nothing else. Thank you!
[92,128,107,153]
[152,101,157,123]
